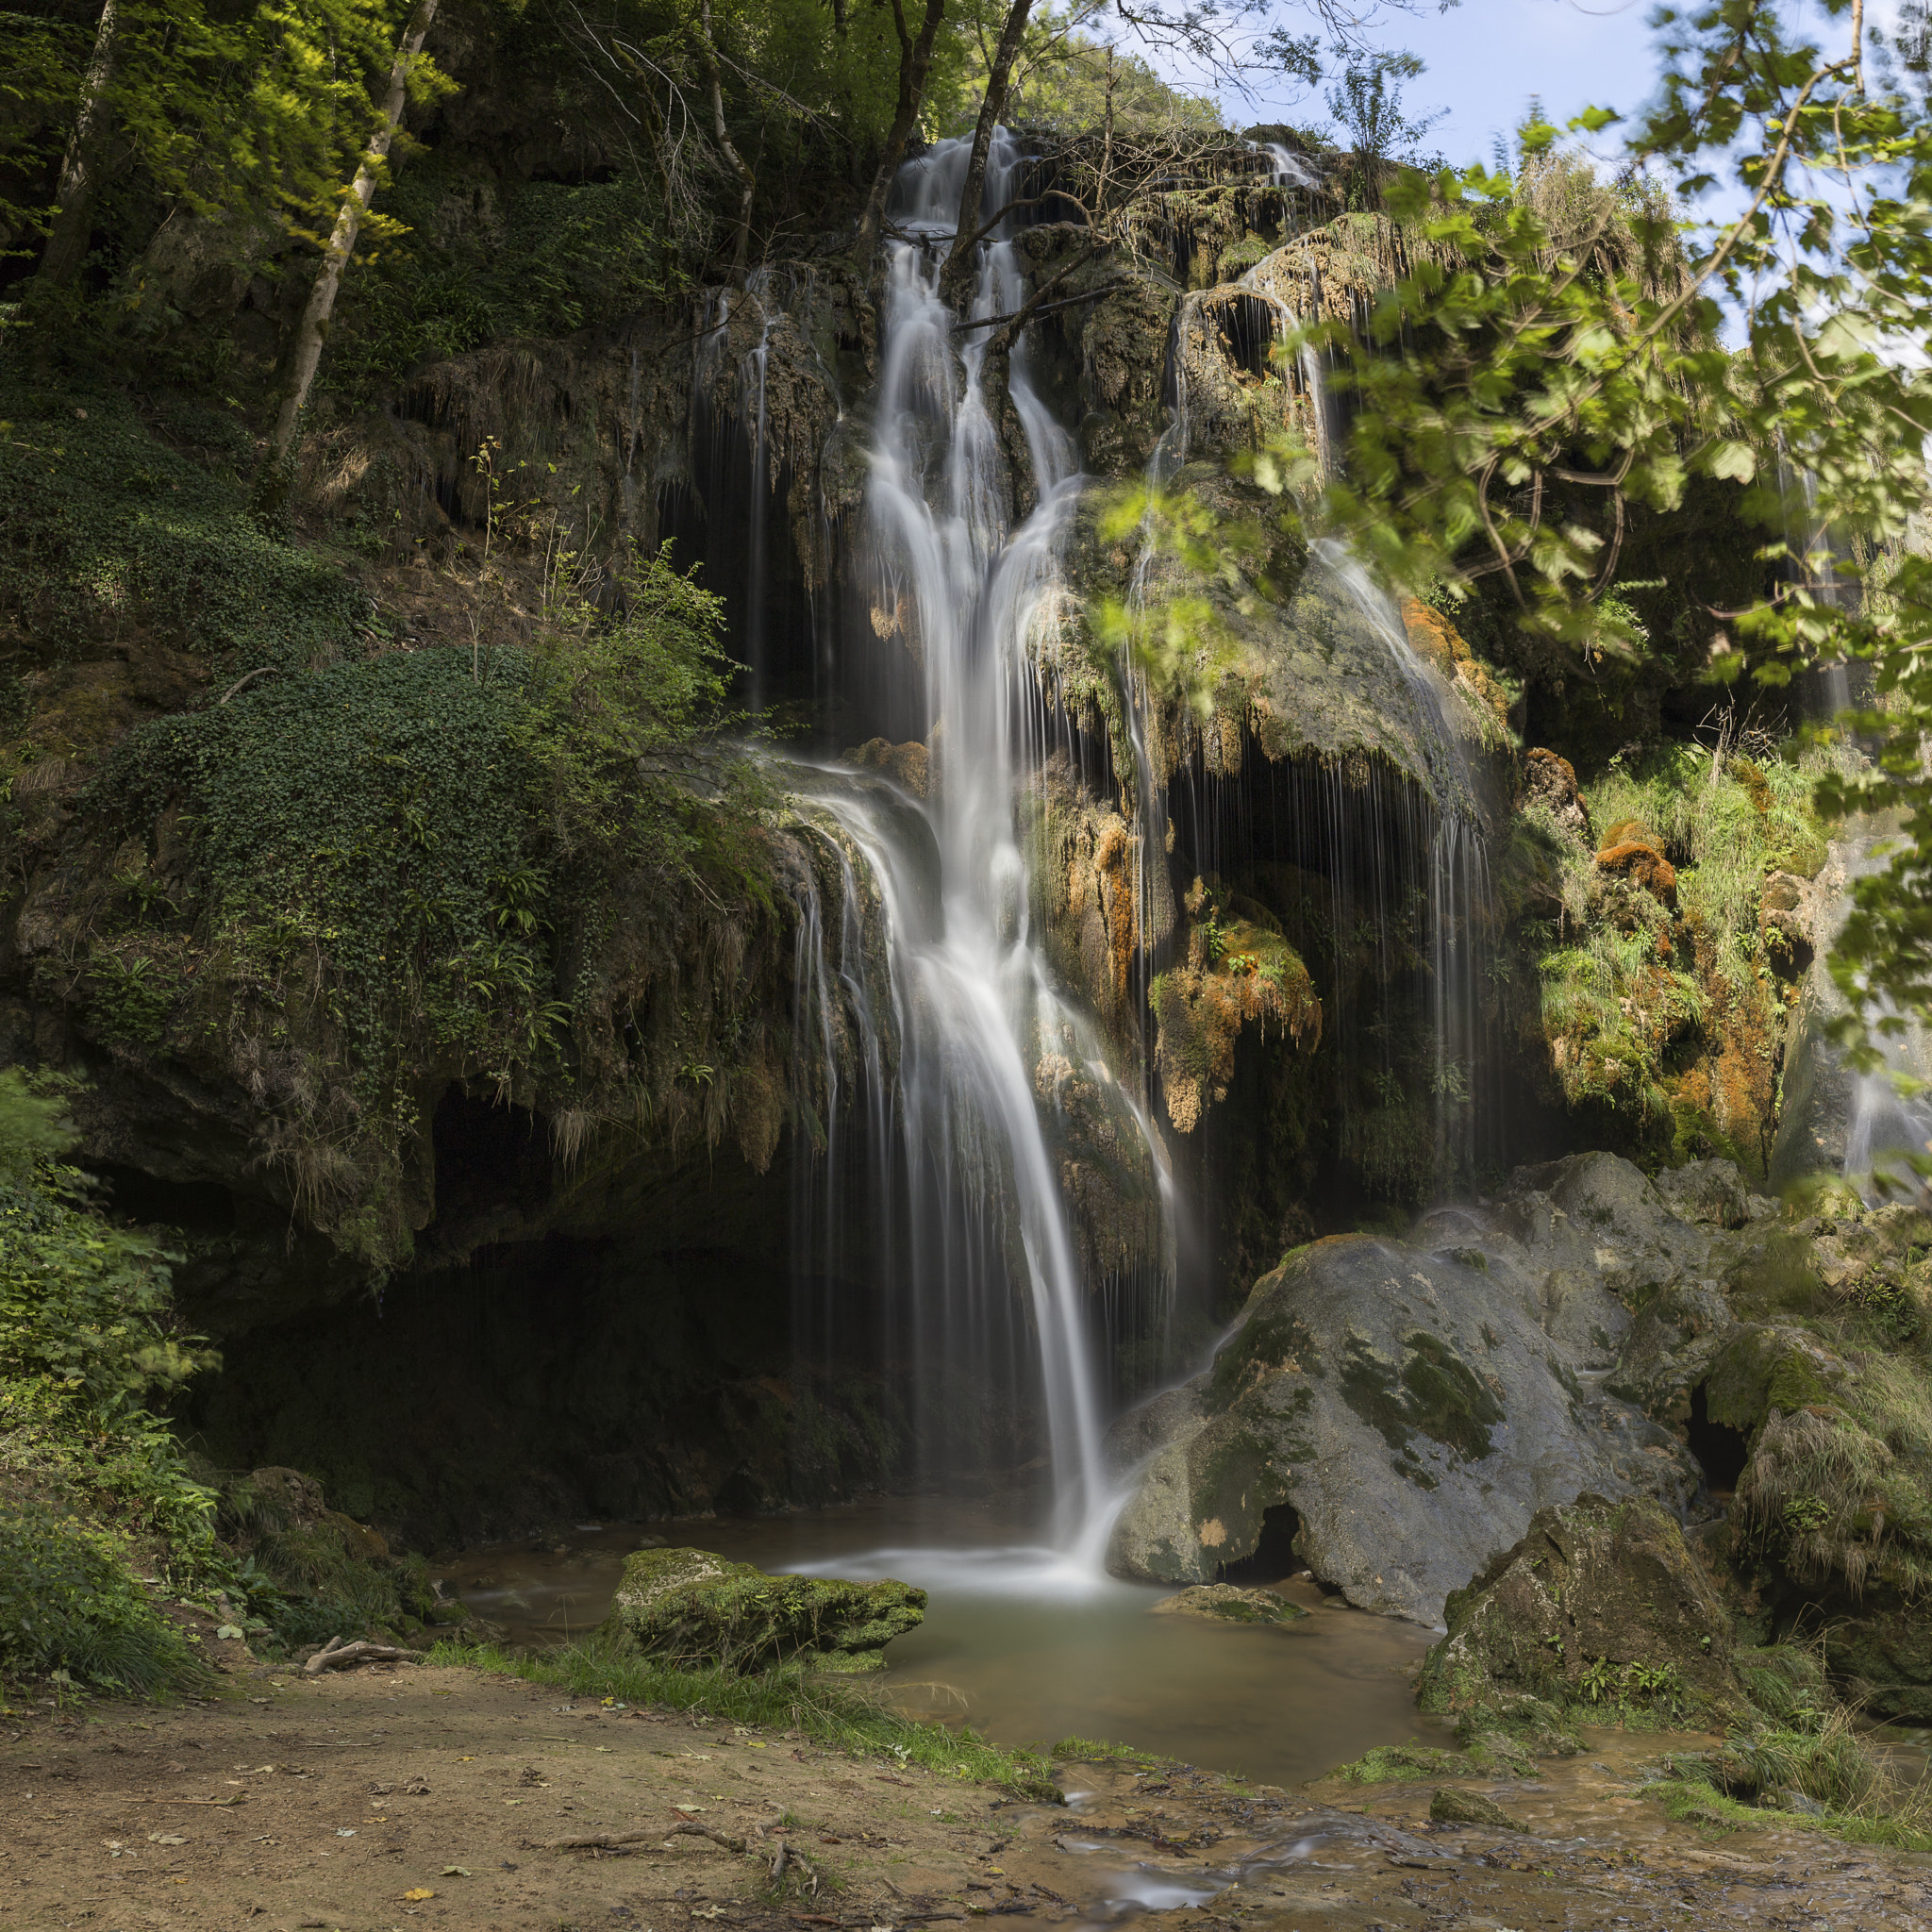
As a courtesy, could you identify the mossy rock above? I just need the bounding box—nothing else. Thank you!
[1429,1787,1527,1830]
[1418,1493,1745,1732]
[600,1547,925,1674]
[1148,1583,1308,1624]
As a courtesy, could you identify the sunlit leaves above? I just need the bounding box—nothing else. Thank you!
[1213,0,1932,1057]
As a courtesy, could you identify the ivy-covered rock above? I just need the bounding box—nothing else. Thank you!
[600,1547,925,1673]
[1416,1493,1745,1732]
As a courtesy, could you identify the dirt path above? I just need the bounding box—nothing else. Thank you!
[3,1656,1928,1932]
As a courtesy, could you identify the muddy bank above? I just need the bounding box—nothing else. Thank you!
[4,1658,1929,1931]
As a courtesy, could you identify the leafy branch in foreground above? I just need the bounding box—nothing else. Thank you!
[1247,0,1932,1068]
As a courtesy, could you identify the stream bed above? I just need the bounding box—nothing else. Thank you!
[438,1496,1445,1789]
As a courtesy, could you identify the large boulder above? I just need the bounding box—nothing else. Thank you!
[1105,1215,1701,1624]
[600,1547,925,1673]
[1416,1494,1746,1729]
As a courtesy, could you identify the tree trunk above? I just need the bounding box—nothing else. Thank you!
[941,0,1033,302]
[37,0,120,288]
[856,0,946,254]
[696,0,756,272]
[259,0,440,507]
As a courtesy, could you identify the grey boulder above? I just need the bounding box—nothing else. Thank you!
[1105,1200,1702,1625]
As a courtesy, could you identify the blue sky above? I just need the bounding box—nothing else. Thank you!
[1236,0,1670,166]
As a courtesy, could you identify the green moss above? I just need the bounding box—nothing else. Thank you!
[1328,1734,1550,1784]
[1738,1345,1932,1598]
[66,550,772,1273]
[1330,1742,1474,1784]
[1049,1737,1160,1764]
[0,374,361,673]
[1506,737,1835,1165]
[602,1548,925,1674]
[1339,1331,1502,1462]
[1766,1351,1834,1414]
[1208,1299,1318,1404]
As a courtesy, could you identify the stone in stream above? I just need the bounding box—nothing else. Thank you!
[1148,1584,1308,1624]
[1427,1787,1525,1830]
[1105,1153,1707,1625]
[599,1547,924,1674]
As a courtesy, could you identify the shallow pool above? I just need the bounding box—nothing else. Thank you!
[439,1493,1445,1788]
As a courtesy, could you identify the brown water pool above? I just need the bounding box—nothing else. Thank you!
[437,1494,1447,1789]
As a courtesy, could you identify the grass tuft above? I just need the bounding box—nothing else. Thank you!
[427,1637,1066,1802]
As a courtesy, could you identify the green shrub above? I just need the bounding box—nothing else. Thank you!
[0,1068,228,1693]
[0,1499,205,1694]
[319,163,687,408]
[73,545,755,1270]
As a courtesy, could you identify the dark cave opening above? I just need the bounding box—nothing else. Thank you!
[428,1087,550,1236]
[1686,1380,1751,1496]
[1210,293,1281,380]
[92,1162,237,1233]
[1217,1501,1304,1583]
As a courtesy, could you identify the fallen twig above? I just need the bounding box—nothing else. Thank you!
[303,1636,417,1676]
[217,666,281,707]
[544,1822,748,1855]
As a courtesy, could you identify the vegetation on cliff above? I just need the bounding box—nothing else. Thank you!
[1501,733,1835,1174]
[0,1069,212,1690]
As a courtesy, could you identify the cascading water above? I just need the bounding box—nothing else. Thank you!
[1313,541,1499,1191]
[1774,442,1860,724]
[779,131,1175,1541]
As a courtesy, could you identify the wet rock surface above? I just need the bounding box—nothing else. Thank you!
[1148,1584,1308,1624]
[1110,1142,1932,1719]
[1417,1494,1745,1729]
[1106,1153,1710,1623]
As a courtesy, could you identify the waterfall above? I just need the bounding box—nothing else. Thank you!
[780,131,1182,1533]
[1255,142,1322,192]
[1312,541,1499,1192]
[1774,443,1857,723]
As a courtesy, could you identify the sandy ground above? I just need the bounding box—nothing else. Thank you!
[3,1650,1930,1932]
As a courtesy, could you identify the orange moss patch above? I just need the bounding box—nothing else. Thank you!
[1595,839,1678,908]
[1400,597,1512,739]
[843,737,930,798]
[1152,918,1321,1133]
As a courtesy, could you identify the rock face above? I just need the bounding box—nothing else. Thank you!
[601,1547,925,1673]
[1517,748,1592,845]
[1105,1153,1710,1624]
[1417,1496,1743,1729]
